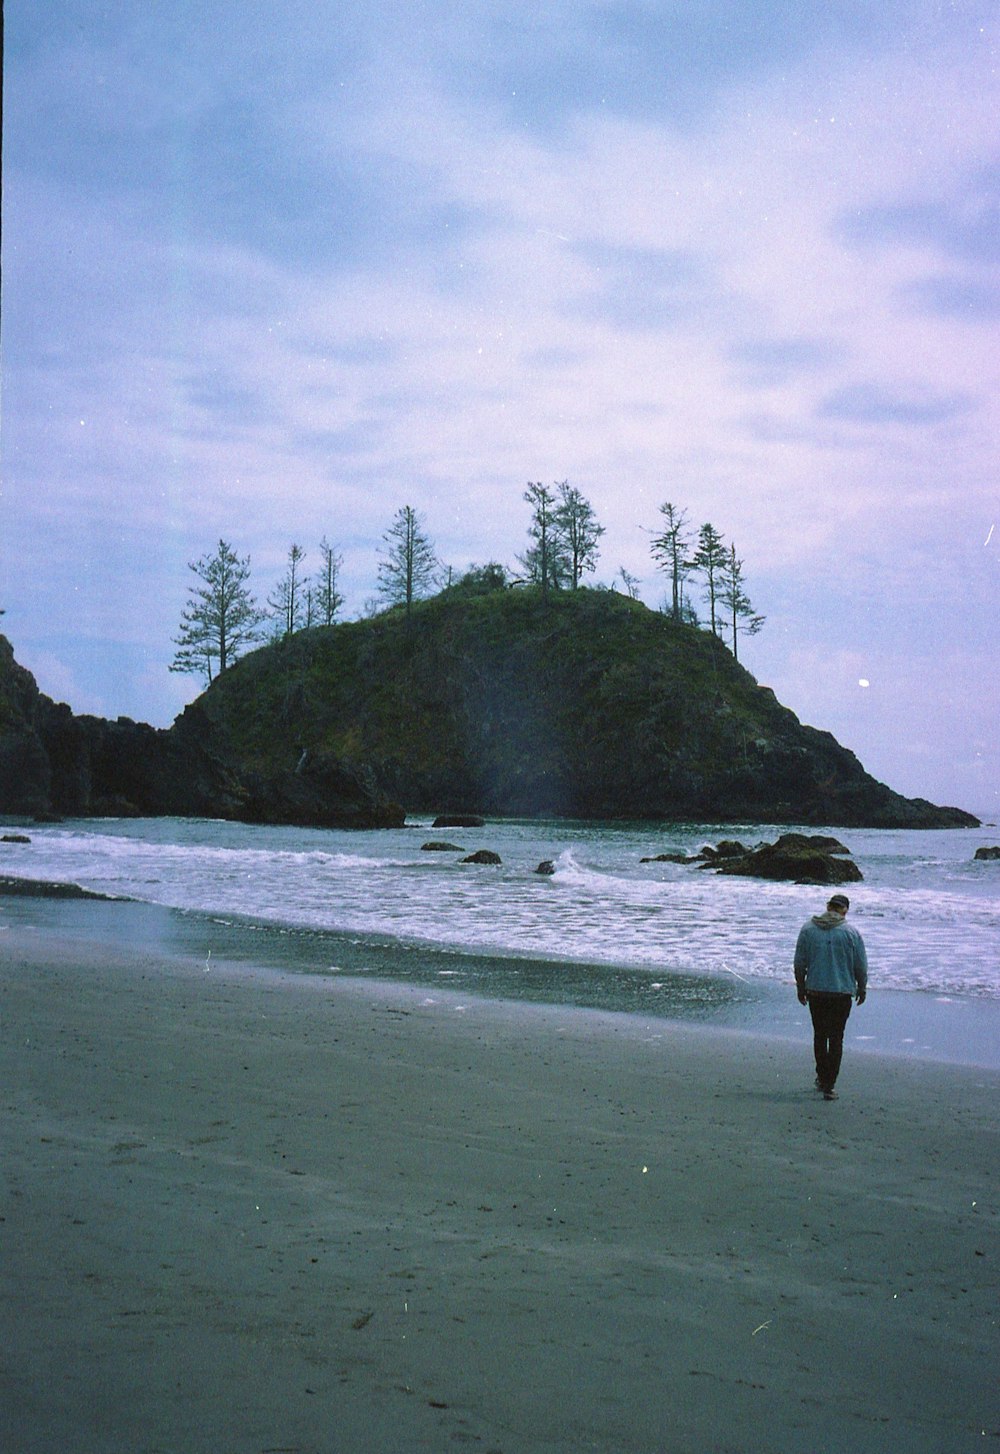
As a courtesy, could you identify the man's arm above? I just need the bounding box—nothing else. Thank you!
[853,930,868,1002]
[793,927,809,1003]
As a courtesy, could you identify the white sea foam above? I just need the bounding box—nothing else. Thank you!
[1,817,997,999]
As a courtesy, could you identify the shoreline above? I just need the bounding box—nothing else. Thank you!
[2,910,998,1452]
[2,890,999,1070]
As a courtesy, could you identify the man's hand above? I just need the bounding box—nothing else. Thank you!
[797,990,807,1006]
[856,988,866,1005]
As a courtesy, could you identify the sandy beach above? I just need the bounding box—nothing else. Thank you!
[2,914,997,1454]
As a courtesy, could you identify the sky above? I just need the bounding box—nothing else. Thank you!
[1,0,997,818]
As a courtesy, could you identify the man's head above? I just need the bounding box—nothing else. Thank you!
[827,893,850,916]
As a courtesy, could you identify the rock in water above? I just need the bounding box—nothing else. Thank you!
[461,850,502,865]
[713,841,863,885]
[0,876,123,900]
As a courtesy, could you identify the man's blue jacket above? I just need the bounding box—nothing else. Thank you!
[794,911,868,996]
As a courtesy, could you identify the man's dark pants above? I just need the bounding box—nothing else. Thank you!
[807,992,853,1090]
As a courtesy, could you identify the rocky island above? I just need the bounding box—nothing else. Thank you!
[0,588,979,829]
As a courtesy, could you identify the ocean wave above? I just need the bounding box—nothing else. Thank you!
[2,818,997,1000]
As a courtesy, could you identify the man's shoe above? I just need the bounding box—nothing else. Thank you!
[823,1089,838,1101]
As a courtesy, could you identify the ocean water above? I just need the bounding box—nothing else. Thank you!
[2,815,999,1064]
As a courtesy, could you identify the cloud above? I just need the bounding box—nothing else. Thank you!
[567,243,715,330]
[817,382,975,426]
[899,274,1000,321]
[728,336,847,387]
[838,162,1000,265]
[513,0,935,128]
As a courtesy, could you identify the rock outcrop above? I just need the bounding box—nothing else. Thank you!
[236,747,403,829]
[0,636,403,829]
[191,588,975,828]
[710,836,863,886]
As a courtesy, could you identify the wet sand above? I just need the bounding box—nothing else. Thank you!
[2,918,997,1452]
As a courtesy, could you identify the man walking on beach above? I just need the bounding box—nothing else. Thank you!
[794,893,867,1100]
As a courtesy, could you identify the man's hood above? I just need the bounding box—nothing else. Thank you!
[812,911,848,930]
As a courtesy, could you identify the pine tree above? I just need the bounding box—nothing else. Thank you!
[649,502,690,622]
[689,523,727,636]
[377,506,438,616]
[170,540,265,683]
[315,537,344,626]
[554,482,604,589]
[268,544,307,640]
[718,543,765,662]
[519,482,566,594]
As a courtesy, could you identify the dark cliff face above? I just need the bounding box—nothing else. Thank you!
[0,604,980,831]
[0,636,402,828]
[0,637,54,815]
[0,631,248,820]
